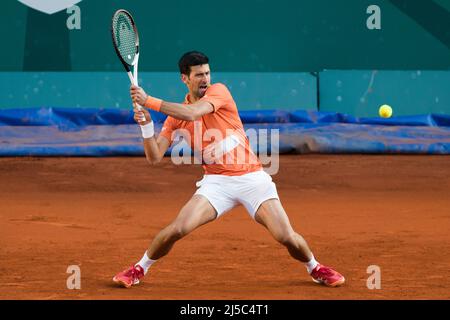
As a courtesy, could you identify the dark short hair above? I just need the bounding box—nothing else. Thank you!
[178,51,209,75]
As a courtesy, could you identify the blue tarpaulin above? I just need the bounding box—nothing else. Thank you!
[0,108,449,156]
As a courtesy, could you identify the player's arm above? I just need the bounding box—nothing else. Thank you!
[133,107,170,165]
[158,100,213,121]
[130,85,213,121]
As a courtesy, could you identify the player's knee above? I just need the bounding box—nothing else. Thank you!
[168,224,189,241]
[275,232,296,247]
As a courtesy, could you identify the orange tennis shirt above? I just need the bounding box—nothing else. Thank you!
[158,83,262,176]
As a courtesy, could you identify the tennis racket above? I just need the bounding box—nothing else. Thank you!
[111,9,145,116]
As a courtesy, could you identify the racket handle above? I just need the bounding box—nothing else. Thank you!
[134,59,139,86]
[132,65,144,112]
[134,103,145,121]
[128,71,145,120]
[127,71,135,85]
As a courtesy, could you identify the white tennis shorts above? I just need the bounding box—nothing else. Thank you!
[194,170,279,219]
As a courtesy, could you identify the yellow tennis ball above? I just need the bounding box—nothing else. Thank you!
[379,104,393,118]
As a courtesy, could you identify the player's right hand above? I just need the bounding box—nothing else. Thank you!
[130,85,148,106]
[133,106,151,125]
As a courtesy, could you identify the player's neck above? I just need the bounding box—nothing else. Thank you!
[187,92,200,103]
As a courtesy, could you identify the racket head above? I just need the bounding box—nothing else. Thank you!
[111,9,140,71]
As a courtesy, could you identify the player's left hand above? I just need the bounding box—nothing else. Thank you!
[130,85,148,106]
[133,106,151,125]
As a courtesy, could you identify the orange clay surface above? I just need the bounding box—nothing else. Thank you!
[0,155,449,300]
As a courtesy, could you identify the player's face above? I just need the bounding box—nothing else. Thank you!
[182,64,211,99]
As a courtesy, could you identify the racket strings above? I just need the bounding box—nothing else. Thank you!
[112,12,137,66]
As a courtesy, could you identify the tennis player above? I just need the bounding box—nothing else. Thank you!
[113,51,345,288]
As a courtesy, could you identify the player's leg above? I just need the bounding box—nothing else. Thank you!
[236,172,312,261]
[255,199,345,287]
[146,194,217,260]
[113,194,216,288]
[254,199,313,262]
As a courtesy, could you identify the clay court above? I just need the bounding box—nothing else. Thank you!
[0,154,449,300]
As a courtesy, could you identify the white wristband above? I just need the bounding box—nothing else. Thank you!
[140,121,154,139]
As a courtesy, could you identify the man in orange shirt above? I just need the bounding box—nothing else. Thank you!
[113,51,345,288]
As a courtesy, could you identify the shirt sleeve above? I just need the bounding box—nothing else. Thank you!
[200,83,232,113]
[158,116,178,144]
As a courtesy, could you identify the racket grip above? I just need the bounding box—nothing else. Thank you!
[134,103,146,121]
[128,71,145,121]
[139,107,146,122]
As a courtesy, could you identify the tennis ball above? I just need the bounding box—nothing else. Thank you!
[379,104,393,118]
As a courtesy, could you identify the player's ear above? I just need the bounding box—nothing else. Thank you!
[181,73,188,85]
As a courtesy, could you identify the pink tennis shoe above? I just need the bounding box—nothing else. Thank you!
[112,263,344,288]
[113,265,145,288]
[310,264,345,287]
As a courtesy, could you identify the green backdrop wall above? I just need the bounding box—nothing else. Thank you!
[320,70,450,116]
[1,0,449,116]
[0,72,317,110]
[3,0,450,72]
